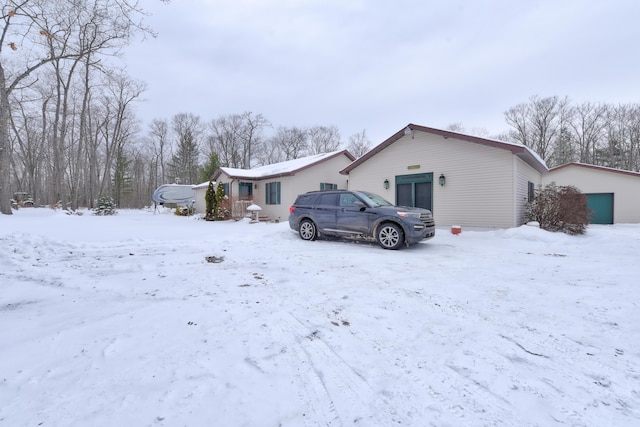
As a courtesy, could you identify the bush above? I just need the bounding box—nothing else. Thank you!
[174,205,194,216]
[205,180,216,221]
[94,196,117,216]
[525,183,589,235]
[214,182,229,220]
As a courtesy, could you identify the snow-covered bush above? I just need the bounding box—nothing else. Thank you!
[214,182,230,220]
[174,205,193,216]
[525,183,589,235]
[93,196,117,216]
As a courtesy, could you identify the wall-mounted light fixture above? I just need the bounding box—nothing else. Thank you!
[404,126,414,139]
[383,179,390,189]
[439,174,446,186]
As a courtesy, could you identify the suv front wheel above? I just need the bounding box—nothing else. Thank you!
[376,223,404,250]
[298,219,318,241]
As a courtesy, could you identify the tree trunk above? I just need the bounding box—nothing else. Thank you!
[0,68,12,214]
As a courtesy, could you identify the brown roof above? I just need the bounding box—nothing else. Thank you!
[340,124,548,175]
[549,162,640,177]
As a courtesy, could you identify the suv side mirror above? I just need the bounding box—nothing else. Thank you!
[353,201,366,211]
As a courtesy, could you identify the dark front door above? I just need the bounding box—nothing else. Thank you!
[396,173,433,210]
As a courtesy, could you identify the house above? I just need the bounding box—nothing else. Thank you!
[340,124,548,228]
[544,162,640,224]
[198,150,355,222]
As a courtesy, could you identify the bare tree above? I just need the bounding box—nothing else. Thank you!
[346,129,371,158]
[569,102,607,164]
[206,112,269,169]
[206,114,243,168]
[147,118,170,186]
[505,95,571,163]
[270,126,308,160]
[0,0,152,214]
[253,136,284,166]
[168,113,202,184]
[239,111,269,168]
[307,125,341,154]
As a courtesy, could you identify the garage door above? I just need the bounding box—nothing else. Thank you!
[585,193,614,224]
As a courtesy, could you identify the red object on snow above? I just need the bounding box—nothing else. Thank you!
[451,226,462,235]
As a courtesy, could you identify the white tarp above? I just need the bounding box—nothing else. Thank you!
[151,184,195,205]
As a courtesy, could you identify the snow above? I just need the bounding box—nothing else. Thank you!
[220,150,346,179]
[1,208,639,427]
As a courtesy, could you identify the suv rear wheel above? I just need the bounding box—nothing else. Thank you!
[298,219,318,241]
[376,223,404,250]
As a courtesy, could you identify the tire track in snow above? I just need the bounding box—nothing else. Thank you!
[272,312,405,426]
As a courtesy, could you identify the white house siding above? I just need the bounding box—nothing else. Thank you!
[544,165,640,223]
[347,132,521,228]
[514,158,544,225]
[285,157,350,210]
[193,182,211,215]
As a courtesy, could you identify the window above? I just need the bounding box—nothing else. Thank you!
[239,182,253,200]
[339,193,359,207]
[528,181,535,202]
[265,182,281,205]
[223,182,230,195]
[320,183,337,190]
[318,193,338,206]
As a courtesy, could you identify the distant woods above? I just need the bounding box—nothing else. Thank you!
[503,95,640,170]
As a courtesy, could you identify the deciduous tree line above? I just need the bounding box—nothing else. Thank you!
[503,95,640,170]
[0,0,152,214]
[0,0,373,214]
[146,112,373,190]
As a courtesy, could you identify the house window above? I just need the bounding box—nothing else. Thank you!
[320,183,337,190]
[223,182,230,195]
[239,182,253,200]
[527,181,535,202]
[265,182,281,205]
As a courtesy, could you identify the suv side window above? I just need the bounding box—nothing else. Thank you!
[297,194,319,205]
[318,193,339,207]
[339,193,359,207]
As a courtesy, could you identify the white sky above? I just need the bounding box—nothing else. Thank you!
[123,0,640,143]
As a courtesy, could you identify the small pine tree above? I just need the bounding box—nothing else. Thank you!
[205,180,216,221]
[214,182,227,220]
[94,196,117,216]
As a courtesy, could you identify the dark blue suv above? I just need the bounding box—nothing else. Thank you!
[288,190,435,250]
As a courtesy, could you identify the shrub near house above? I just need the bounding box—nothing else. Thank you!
[526,183,589,235]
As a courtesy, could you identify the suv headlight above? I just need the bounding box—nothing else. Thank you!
[397,211,421,219]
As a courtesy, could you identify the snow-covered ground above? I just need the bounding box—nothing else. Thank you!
[1,208,638,427]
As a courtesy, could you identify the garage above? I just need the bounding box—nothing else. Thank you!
[544,163,640,224]
[585,193,614,224]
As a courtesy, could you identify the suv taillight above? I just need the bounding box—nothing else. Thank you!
[289,206,296,214]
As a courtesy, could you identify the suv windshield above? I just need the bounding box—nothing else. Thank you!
[356,191,393,208]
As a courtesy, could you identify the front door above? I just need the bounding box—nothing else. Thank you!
[396,173,433,210]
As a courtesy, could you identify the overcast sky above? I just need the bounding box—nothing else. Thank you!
[123,0,640,144]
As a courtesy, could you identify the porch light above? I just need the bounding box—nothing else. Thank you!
[383,179,390,190]
[439,174,446,186]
